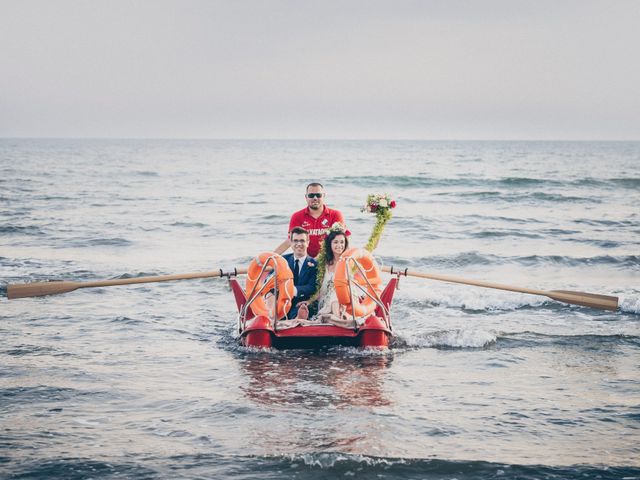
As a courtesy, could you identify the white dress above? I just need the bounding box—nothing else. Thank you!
[315,270,337,316]
[306,266,358,327]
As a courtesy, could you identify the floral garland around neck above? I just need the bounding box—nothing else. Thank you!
[362,193,396,252]
[310,222,346,302]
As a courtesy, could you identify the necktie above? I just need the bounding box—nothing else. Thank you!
[293,259,300,283]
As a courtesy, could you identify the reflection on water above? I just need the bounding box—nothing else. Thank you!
[238,349,393,409]
[234,349,396,457]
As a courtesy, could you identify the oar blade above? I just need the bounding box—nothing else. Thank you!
[7,281,82,300]
[549,290,618,312]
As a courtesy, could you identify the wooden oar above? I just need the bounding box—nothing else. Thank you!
[382,266,618,311]
[7,267,248,300]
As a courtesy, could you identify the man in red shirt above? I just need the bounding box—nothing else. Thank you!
[275,182,348,258]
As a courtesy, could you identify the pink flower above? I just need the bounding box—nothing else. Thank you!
[370,204,378,212]
[390,200,396,208]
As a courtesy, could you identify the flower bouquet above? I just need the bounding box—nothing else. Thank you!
[362,193,396,252]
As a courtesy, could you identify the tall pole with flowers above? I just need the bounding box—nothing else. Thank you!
[362,193,397,252]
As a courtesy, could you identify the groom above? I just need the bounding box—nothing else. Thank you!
[283,227,318,319]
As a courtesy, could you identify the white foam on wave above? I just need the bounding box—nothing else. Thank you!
[286,452,403,469]
[403,282,545,311]
[400,328,497,349]
[619,295,640,315]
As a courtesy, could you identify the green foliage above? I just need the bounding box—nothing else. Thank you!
[364,207,392,252]
[310,243,327,302]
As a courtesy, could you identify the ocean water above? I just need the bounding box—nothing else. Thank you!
[1,138,639,479]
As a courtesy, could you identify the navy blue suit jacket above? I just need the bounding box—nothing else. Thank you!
[283,253,318,318]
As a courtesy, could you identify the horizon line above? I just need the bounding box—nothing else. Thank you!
[1,136,639,142]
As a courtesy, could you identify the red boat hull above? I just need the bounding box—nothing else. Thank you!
[241,314,391,349]
[230,276,397,350]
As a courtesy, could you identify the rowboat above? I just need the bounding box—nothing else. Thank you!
[229,251,398,349]
[229,277,397,349]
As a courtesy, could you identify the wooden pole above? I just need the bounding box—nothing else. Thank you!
[382,266,618,311]
[7,268,248,300]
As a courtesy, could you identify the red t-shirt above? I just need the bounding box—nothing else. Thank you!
[289,206,347,258]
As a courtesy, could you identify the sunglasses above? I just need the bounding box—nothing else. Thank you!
[306,193,324,198]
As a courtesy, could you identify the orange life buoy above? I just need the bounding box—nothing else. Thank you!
[245,252,295,319]
[334,247,382,317]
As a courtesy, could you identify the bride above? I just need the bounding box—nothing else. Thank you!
[315,226,349,320]
[295,223,351,323]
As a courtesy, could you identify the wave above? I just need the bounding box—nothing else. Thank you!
[574,218,638,227]
[329,174,640,191]
[0,225,44,235]
[498,332,640,349]
[0,385,108,407]
[276,453,639,478]
[610,177,640,188]
[1,268,166,290]
[0,458,156,480]
[332,175,563,189]
[110,316,145,326]
[451,191,600,203]
[31,195,74,201]
[394,328,639,351]
[330,175,470,188]
[250,214,289,224]
[402,284,640,315]
[52,237,134,247]
[465,214,544,225]
[471,230,544,239]
[532,192,599,203]
[3,344,60,357]
[385,252,640,269]
[512,254,639,269]
[395,328,498,349]
[499,177,558,187]
[276,454,640,479]
[168,221,207,228]
[409,289,547,312]
[7,453,634,480]
[570,239,623,249]
[620,295,640,315]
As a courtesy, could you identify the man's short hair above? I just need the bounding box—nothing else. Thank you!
[306,182,324,192]
[290,226,309,239]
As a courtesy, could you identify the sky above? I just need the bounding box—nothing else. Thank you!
[1,0,639,140]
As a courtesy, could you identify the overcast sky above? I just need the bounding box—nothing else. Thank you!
[1,0,639,140]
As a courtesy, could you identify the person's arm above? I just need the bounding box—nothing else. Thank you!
[274,214,297,254]
[273,238,290,255]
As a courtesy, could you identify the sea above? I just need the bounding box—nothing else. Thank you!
[1,138,639,479]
